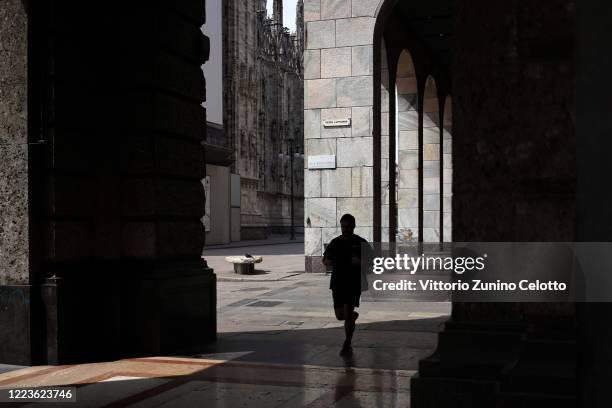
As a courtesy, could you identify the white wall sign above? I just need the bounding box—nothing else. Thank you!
[308,155,336,169]
[323,118,351,127]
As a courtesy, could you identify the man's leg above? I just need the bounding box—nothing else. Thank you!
[342,304,357,344]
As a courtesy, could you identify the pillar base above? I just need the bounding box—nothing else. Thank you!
[0,285,45,365]
[411,320,577,407]
[305,256,327,273]
[42,259,216,364]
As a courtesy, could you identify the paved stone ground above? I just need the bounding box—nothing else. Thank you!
[0,240,450,407]
[195,241,450,371]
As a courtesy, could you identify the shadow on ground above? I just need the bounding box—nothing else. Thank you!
[0,318,445,407]
[184,317,447,371]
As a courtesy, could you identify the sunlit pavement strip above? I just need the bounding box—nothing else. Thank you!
[0,357,413,407]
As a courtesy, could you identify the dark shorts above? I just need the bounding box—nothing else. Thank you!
[332,289,361,308]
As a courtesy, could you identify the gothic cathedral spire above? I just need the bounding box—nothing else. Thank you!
[296,0,304,51]
[273,0,283,29]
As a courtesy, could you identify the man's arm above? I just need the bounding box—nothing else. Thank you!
[322,240,335,266]
[359,239,374,292]
[360,239,375,273]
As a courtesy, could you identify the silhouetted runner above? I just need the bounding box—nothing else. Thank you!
[322,213,372,356]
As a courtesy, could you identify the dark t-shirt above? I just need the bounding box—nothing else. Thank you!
[323,234,370,293]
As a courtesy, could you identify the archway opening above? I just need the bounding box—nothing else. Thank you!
[373,0,454,243]
[395,50,419,242]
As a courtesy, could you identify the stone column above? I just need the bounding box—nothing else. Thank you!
[442,97,452,242]
[379,42,391,241]
[396,51,420,243]
[411,0,577,405]
[1,0,217,365]
[45,1,216,363]
[422,77,441,242]
[0,0,40,365]
[576,1,612,406]
[304,1,376,271]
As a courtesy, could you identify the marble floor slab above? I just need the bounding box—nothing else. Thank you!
[0,358,414,407]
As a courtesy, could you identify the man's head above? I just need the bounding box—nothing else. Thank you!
[340,213,356,237]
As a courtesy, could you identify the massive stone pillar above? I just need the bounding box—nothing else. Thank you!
[0,0,216,365]
[0,0,45,366]
[576,1,612,406]
[410,1,577,406]
[303,2,377,271]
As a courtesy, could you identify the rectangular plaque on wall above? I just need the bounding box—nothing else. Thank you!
[308,155,336,169]
[323,118,351,127]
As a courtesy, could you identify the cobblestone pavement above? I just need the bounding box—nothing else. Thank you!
[0,241,450,407]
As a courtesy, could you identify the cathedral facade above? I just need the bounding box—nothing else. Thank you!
[223,0,305,240]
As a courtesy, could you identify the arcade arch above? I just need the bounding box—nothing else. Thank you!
[373,0,453,243]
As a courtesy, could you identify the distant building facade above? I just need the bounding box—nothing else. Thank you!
[222,0,305,240]
[202,0,233,245]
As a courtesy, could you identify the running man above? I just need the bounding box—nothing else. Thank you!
[322,213,371,356]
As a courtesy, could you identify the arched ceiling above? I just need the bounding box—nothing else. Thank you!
[386,0,453,72]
